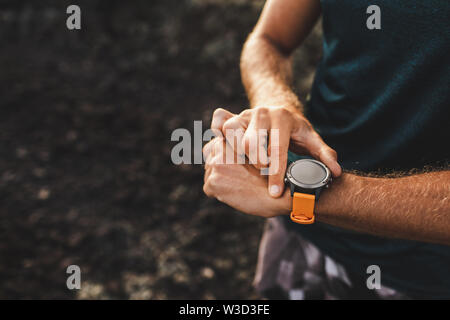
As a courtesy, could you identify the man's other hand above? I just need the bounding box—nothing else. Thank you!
[203,137,291,217]
[210,106,342,198]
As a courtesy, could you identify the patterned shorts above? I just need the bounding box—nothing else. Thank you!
[253,217,409,300]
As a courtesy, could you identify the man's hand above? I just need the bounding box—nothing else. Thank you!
[228,0,340,198]
[202,0,450,246]
[210,106,342,198]
[203,137,291,217]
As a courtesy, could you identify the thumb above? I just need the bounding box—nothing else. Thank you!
[307,133,342,177]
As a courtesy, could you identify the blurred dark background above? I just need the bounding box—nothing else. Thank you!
[0,0,321,299]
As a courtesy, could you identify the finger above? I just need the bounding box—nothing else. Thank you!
[204,165,212,184]
[203,137,223,167]
[222,116,248,163]
[203,140,214,164]
[267,123,291,198]
[242,110,270,169]
[305,132,342,177]
[211,108,234,135]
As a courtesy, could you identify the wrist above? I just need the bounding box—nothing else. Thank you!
[282,103,303,115]
[276,188,293,216]
[251,99,303,115]
[315,173,365,219]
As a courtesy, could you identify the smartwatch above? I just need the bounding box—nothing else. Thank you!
[284,159,332,224]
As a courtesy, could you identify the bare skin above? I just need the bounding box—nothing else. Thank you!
[203,138,450,246]
[203,0,450,245]
[211,0,341,198]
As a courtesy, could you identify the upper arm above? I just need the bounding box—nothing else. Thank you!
[252,0,322,55]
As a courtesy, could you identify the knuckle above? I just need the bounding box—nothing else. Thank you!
[205,156,216,168]
[255,111,269,124]
[276,106,291,118]
[255,106,270,116]
[222,117,236,131]
[209,155,222,167]
[207,173,221,189]
[320,146,337,161]
[203,182,214,197]
[318,145,329,155]
[330,148,338,157]
[213,108,227,118]
[239,109,252,118]
[202,143,211,156]
[310,148,321,159]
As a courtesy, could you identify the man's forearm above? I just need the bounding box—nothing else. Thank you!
[311,171,450,245]
[240,34,303,112]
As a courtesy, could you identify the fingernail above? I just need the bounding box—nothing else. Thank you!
[269,185,280,196]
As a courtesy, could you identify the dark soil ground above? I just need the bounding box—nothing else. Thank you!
[0,0,321,299]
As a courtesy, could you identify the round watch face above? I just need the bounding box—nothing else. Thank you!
[286,159,331,189]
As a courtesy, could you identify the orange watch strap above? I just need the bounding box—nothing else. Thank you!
[290,192,315,224]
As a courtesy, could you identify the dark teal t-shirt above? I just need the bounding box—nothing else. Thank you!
[285,0,450,298]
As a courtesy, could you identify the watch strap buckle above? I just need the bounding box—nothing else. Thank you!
[290,193,315,225]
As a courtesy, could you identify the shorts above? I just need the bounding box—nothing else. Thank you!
[253,217,410,300]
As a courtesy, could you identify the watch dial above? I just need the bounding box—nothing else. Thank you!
[290,160,327,185]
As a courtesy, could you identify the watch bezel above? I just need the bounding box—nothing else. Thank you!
[286,159,331,190]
